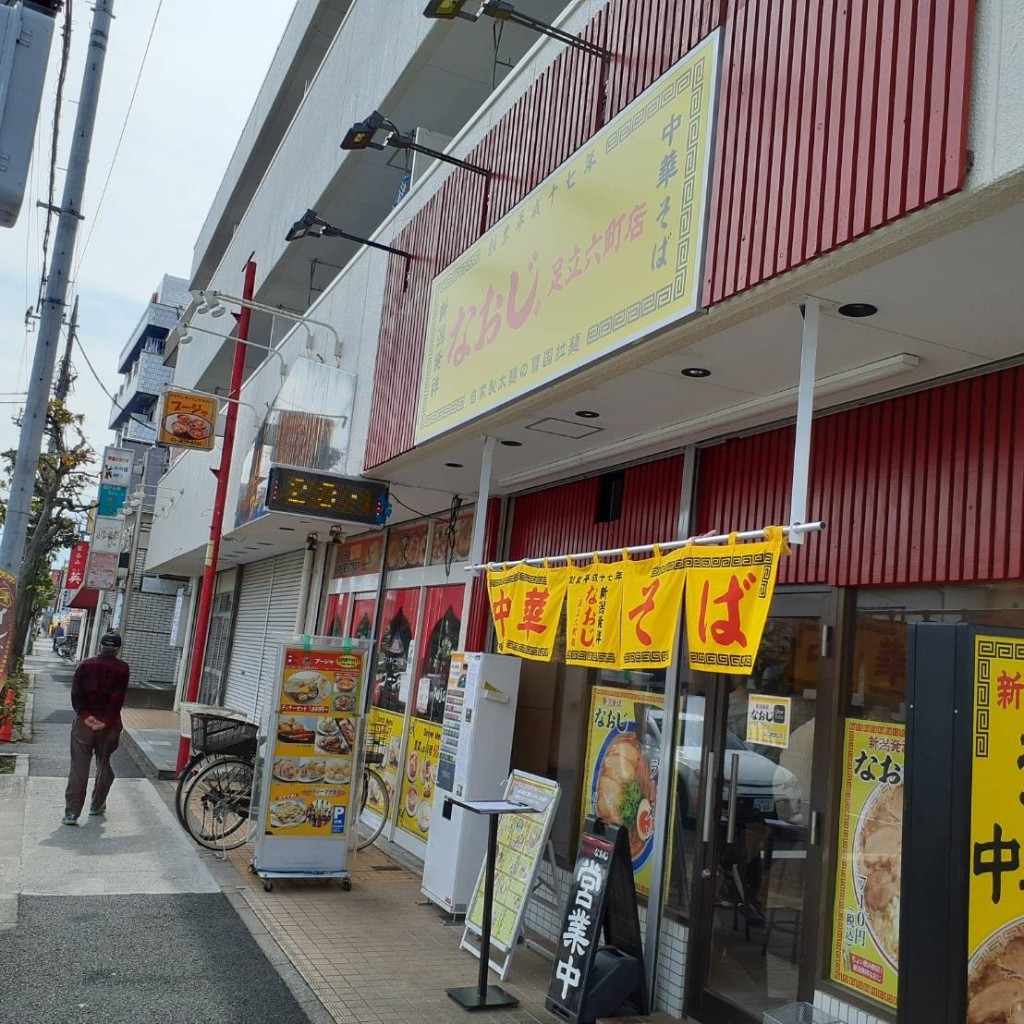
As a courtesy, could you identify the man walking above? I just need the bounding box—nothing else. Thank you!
[63,631,130,825]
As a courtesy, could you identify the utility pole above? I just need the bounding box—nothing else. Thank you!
[0,1,114,586]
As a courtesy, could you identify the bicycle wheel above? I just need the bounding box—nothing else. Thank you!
[182,756,256,851]
[175,753,216,828]
[355,766,389,851]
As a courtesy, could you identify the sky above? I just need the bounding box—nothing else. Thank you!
[0,0,298,526]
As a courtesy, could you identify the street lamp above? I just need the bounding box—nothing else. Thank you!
[341,110,491,178]
[176,320,312,370]
[286,209,413,261]
[423,0,612,60]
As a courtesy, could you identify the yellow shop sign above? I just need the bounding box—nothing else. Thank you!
[414,31,720,444]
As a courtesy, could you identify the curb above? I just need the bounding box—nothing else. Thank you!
[119,727,178,781]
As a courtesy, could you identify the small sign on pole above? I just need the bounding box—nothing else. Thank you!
[157,390,218,451]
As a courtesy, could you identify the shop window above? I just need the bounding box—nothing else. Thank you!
[595,469,625,523]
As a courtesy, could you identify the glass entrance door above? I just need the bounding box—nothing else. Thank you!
[687,590,836,1024]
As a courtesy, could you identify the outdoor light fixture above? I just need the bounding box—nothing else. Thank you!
[285,209,413,263]
[575,410,600,419]
[194,291,227,318]
[341,110,490,178]
[423,0,611,61]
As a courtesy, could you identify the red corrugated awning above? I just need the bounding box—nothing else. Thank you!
[68,587,98,610]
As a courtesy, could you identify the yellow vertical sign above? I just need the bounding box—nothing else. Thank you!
[415,32,720,443]
[968,636,1024,1023]
[829,719,904,1009]
[486,563,569,662]
[565,560,624,668]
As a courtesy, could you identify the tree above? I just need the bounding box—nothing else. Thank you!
[0,397,95,668]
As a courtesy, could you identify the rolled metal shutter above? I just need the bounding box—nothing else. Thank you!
[254,550,305,724]
[223,557,275,721]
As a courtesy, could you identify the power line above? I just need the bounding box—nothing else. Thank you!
[72,335,158,435]
[73,0,164,279]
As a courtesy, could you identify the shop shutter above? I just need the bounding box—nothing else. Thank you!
[254,551,305,724]
[224,558,275,721]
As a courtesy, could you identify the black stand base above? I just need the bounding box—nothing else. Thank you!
[446,985,520,1010]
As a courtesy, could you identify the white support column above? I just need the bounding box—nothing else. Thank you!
[789,297,820,545]
[458,436,497,650]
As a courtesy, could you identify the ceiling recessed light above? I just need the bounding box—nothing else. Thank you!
[837,302,878,318]
[575,410,600,419]
[278,526,296,531]
[681,367,711,379]
[445,462,464,468]
[500,439,523,447]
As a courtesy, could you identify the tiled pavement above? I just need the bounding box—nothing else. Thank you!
[119,706,181,779]
[224,841,563,1024]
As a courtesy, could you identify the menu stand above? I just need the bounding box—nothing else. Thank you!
[443,796,539,1011]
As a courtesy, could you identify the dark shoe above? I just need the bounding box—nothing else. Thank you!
[89,805,106,816]
[62,812,79,826]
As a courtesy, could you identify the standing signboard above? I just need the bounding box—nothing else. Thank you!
[252,637,371,888]
[461,770,560,979]
[545,820,647,1023]
[968,634,1024,1024]
[830,719,905,1009]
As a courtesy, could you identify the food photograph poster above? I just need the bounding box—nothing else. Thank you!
[582,686,664,898]
[266,647,364,839]
[968,635,1024,1024]
[397,717,441,841]
[830,719,905,1008]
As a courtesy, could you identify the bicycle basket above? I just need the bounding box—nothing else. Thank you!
[191,714,259,757]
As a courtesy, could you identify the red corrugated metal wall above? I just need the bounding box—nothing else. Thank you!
[364,0,975,468]
[508,456,684,561]
[704,0,975,304]
[465,497,502,651]
[695,367,1024,587]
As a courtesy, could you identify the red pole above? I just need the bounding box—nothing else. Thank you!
[176,259,257,772]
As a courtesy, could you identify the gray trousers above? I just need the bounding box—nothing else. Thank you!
[65,717,122,817]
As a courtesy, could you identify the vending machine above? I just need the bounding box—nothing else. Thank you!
[421,652,521,914]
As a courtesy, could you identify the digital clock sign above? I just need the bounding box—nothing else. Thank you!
[264,466,390,526]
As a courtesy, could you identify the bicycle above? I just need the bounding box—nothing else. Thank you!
[176,711,391,853]
[54,637,76,662]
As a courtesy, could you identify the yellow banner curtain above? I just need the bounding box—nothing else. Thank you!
[565,556,625,668]
[619,546,690,670]
[683,527,788,675]
[486,562,569,662]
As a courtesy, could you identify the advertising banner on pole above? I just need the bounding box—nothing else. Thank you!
[84,551,118,591]
[100,446,133,486]
[967,635,1024,1023]
[415,31,721,444]
[829,719,905,1009]
[486,563,569,662]
[90,516,123,556]
[65,541,90,591]
[157,389,218,450]
[97,484,128,517]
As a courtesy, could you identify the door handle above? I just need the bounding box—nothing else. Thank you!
[725,752,740,844]
[810,809,821,847]
[701,747,716,843]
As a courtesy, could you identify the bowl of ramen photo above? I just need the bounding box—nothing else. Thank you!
[852,781,903,971]
[968,919,1024,1024]
[592,730,656,867]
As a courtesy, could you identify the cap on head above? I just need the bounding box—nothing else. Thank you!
[100,632,122,650]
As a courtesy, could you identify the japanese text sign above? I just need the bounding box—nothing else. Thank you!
[101,446,133,486]
[486,563,569,662]
[415,32,720,444]
[84,551,118,591]
[830,719,905,1008]
[746,695,791,749]
[566,559,624,668]
[90,516,123,556]
[620,547,688,669]
[158,389,217,451]
[968,635,1024,1019]
[66,541,90,591]
[683,529,787,675]
[97,483,127,517]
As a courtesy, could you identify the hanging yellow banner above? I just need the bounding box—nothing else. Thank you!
[620,547,689,669]
[565,559,624,668]
[684,529,786,674]
[486,563,569,662]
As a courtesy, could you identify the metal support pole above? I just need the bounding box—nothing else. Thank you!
[458,436,496,650]
[0,0,114,584]
[176,259,257,772]
[789,297,820,545]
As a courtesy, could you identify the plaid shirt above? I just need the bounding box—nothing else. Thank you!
[71,652,131,727]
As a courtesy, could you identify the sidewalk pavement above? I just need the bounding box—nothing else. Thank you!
[122,712,564,1024]
[119,705,181,779]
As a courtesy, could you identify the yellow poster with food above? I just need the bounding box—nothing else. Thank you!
[264,646,364,839]
[366,707,403,817]
[397,717,442,841]
[830,719,904,1008]
[581,686,664,898]
[968,636,1024,1024]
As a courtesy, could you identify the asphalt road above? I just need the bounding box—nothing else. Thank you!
[0,650,315,1024]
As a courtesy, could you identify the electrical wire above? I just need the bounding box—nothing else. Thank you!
[73,0,164,279]
[73,335,158,434]
[388,492,435,520]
